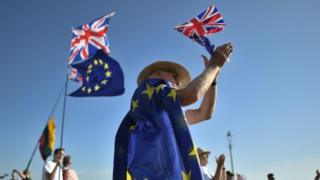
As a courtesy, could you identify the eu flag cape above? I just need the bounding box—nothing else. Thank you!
[113,79,203,180]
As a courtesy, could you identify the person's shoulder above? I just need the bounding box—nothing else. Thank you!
[45,160,55,165]
[70,169,79,179]
[44,160,56,170]
[70,168,78,174]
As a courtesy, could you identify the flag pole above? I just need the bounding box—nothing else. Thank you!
[58,65,70,180]
[25,142,39,171]
[25,84,66,171]
[60,73,69,148]
[60,67,69,148]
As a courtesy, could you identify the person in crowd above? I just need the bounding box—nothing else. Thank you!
[11,169,31,180]
[197,147,225,180]
[42,148,64,180]
[113,43,234,179]
[267,173,275,180]
[315,169,320,180]
[63,155,79,180]
[226,170,234,180]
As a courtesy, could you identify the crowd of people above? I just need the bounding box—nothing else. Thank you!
[41,148,78,180]
[1,42,318,179]
[5,148,78,180]
[197,147,246,180]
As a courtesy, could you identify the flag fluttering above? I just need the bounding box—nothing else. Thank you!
[175,4,225,55]
[68,12,116,83]
[69,12,115,64]
[39,117,56,161]
[69,50,124,97]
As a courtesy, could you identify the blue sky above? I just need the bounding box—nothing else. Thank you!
[0,0,319,179]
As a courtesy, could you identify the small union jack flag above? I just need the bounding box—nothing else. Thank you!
[175,4,225,55]
[69,12,115,64]
[68,68,83,83]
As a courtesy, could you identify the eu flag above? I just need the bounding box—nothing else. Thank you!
[69,50,125,97]
[113,79,203,180]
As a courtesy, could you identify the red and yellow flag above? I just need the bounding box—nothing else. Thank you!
[39,116,55,161]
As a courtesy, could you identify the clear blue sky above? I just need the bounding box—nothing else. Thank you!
[0,0,319,179]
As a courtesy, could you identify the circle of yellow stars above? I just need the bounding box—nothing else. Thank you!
[80,58,112,94]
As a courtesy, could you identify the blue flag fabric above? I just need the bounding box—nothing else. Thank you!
[69,50,125,97]
[113,79,203,180]
[194,36,215,56]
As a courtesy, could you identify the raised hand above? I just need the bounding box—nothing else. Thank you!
[208,43,234,68]
[216,154,225,166]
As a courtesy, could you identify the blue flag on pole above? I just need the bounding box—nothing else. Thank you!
[113,79,203,180]
[69,50,124,97]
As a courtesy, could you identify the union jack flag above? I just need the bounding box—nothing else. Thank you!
[175,4,225,55]
[175,4,225,40]
[68,68,83,83]
[69,12,115,64]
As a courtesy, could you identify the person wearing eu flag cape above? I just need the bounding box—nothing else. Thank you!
[113,43,233,180]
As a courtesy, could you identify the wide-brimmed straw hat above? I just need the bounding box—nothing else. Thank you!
[197,147,211,156]
[137,61,191,89]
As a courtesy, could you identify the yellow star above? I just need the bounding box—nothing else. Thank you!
[167,89,177,102]
[126,170,132,180]
[105,71,112,77]
[94,84,101,91]
[88,64,93,69]
[99,59,104,65]
[181,171,191,180]
[81,87,86,92]
[104,63,109,69]
[131,99,139,111]
[142,83,154,100]
[86,76,90,82]
[129,123,137,131]
[87,87,92,94]
[101,80,108,85]
[86,69,92,74]
[155,84,166,94]
[189,146,198,157]
[94,59,98,65]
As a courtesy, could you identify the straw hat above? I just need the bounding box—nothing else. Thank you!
[137,61,191,89]
[197,147,211,156]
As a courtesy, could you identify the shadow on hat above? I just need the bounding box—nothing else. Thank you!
[137,61,191,89]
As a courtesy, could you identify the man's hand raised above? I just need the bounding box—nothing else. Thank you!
[208,43,234,68]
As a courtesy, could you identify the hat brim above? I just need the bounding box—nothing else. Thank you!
[137,61,191,89]
[197,148,211,156]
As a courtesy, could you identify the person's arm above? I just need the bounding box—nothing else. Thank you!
[213,154,225,180]
[185,85,217,124]
[11,169,26,179]
[220,167,226,180]
[177,43,233,106]
[0,174,8,179]
[185,56,220,124]
[46,161,61,180]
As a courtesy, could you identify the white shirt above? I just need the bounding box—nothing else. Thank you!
[42,160,63,180]
[201,165,215,180]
